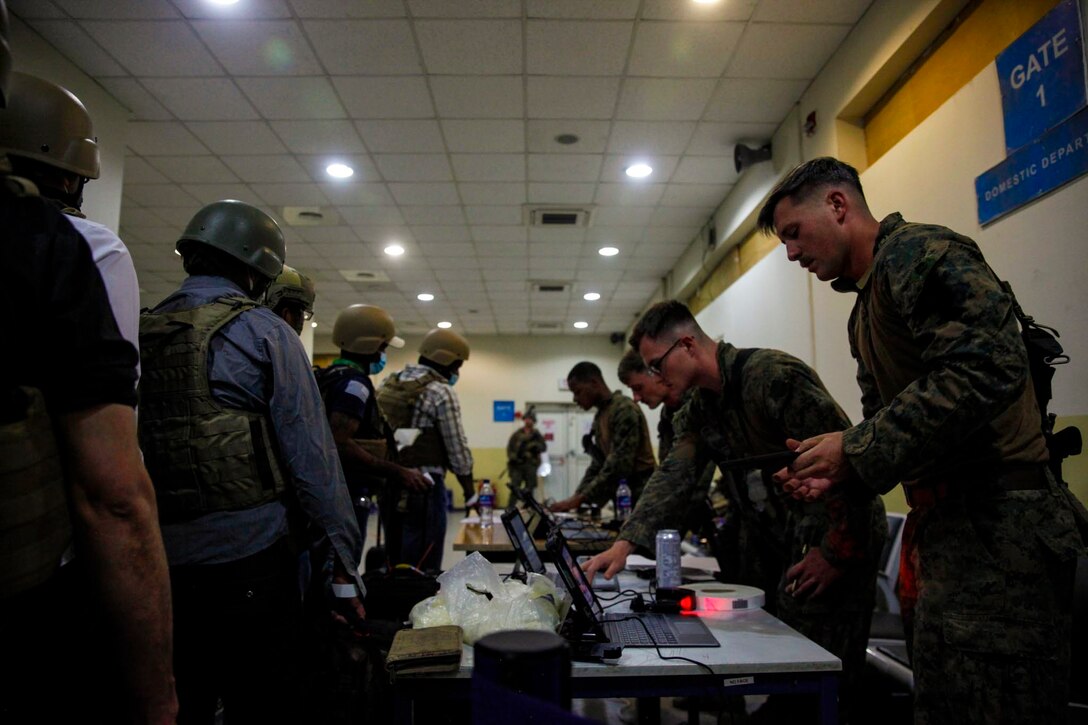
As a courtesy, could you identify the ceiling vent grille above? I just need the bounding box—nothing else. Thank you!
[282,206,340,226]
[531,280,571,295]
[524,205,593,227]
[338,269,391,284]
[530,321,563,331]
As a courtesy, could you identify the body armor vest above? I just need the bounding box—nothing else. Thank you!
[138,298,289,521]
[377,368,449,469]
[0,387,72,599]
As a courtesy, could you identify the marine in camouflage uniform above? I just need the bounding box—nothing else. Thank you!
[624,341,886,722]
[761,157,1084,724]
[507,418,547,499]
[574,390,656,507]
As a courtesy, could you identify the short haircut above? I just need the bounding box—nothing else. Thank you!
[629,300,702,350]
[756,157,866,235]
[180,243,250,285]
[567,361,604,385]
[617,349,647,384]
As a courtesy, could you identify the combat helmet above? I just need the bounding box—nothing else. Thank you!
[333,304,405,355]
[419,328,470,366]
[0,72,99,178]
[264,265,315,313]
[177,200,285,280]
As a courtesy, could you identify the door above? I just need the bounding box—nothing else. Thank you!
[530,403,595,503]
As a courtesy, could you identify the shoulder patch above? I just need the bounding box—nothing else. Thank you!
[344,379,370,405]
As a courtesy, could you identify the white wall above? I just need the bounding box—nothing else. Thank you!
[9,17,128,231]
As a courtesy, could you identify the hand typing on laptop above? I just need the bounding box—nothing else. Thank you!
[581,539,636,580]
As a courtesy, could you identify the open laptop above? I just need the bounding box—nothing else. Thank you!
[501,507,618,591]
[546,529,719,649]
[517,488,611,542]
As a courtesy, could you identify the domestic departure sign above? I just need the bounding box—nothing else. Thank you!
[996,0,1086,152]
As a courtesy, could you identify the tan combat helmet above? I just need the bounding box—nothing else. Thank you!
[177,200,285,280]
[264,265,315,313]
[419,328,470,366]
[0,72,99,178]
[333,304,405,355]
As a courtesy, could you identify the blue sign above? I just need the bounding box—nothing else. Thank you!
[493,400,515,422]
[996,0,1086,152]
[975,106,1088,225]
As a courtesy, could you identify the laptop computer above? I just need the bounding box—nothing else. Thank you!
[546,529,719,649]
[518,489,612,542]
[501,507,618,592]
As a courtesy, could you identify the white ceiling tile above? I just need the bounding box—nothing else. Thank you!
[269,120,365,153]
[727,23,850,79]
[528,228,586,244]
[98,79,173,120]
[400,206,466,225]
[28,21,127,76]
[477,242,527,258]
[297,227,359,243]
[340,208,406,227]
[303,20,421,74]
[222,155,310,183]
[606,121,696,155]
[686,122,777,155]
[419,242,476,257]
[143,78,258,121]
[355,120,444,153]
[192,20,323,75]
[527,183,596,204]
[441,120,524,153]
[186,121,289,155]
[592,206,654,227]
[649,206,708,228]
[486,266,530,278]
[464,206,523,225]
[52,0,178,18]
[594,182,665,206]
[409,0,519,17]
[374,154,453,182]
[287,0,405,17]
[181,183,266,206]
[451,154,525,182]
[415,20,522,74]
[123,183,200,207]
[119,206,167,228]
[525,0,638,19]
[527,77,621,119]
[616,78,717,121]
[124,156,171,184]
[147,156,239,184]
[431,76,523,119]
[238,77,345,119]
[424,256,481,270]
[528,154,602,182]
[411,225,471,242]
[124,121,208,155]
[388,183,460,205]
[659,182,733,207]
[642,226,699,244]
[301,154,379,183]
[586,226,642,243]
[641,0,755,21]
[600,155,679,183]
[471,226,527,242]
[628,22,743,77]
[671,156,736,184]
[173,0,292,18]
[7,0,65,18]
[458,183,526,206]
[334,77,434,119]
[143,205,204,227]
[251,182,330,206]
[82,21,222,76]
[753,0,871,24]
[526,20,632,75]
[702,78,809,122]
[527,120,610,153]
[321,183,394,205]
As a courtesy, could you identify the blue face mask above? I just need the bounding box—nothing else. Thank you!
[447,373,459,386]
[369,351,387,375]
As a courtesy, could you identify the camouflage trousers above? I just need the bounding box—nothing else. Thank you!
[899,475,1080,724]
[508,462,538,496]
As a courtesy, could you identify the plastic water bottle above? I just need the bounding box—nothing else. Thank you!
[479,479,494,527]
[615,479,632,522]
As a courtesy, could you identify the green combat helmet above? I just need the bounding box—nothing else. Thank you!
[333,304,405,355]
[264,265,316,314]
[177,200,285,280]
[0,72,99,179]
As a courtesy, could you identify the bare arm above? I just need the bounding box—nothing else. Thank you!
[327,411,429,491]
[57,403,177,724]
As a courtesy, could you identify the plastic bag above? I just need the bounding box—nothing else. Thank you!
[408,552,568,644]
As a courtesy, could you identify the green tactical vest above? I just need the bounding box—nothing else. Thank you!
[0,387,72,599]
[138,298,289,521]
[376,368,449,469]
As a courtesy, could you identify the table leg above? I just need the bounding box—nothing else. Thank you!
[394,686,412,725]
[636,696,661,725]
[818,673,839,725]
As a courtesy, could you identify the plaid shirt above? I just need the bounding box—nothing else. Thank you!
[396,364,474,477]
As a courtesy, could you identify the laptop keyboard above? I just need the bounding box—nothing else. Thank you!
[608,614,678,646]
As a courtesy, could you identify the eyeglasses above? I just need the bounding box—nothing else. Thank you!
[646,338,683,377]
[302,309,314,321]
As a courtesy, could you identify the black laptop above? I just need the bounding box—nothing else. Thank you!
[546,529,719,649]
[501,507,619,591]
[518,490,611,542]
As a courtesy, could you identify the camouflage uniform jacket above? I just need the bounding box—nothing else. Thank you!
[658,395,715,506]
[575,391,656,506]
[620,343,885,590]
[835,213,1050,492]
[507,427,546,466]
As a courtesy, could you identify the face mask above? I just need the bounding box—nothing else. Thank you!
[369,351,387,375]
[447,373,459,386]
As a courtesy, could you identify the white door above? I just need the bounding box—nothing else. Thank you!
[531,403,595,502]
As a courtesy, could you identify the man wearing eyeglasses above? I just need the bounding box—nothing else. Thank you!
[549,362,656,514]
[583,300,885,724]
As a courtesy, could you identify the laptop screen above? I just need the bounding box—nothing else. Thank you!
[548,530,605,621]
[501,508,546,574]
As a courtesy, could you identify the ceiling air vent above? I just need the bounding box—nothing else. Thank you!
[530,321,563,331]
[338,269,391,284]
[524,205,593,227]
[282,206,340,226]
[531,281,571,295]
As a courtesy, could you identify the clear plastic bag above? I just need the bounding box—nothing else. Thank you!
[408,552,569,644]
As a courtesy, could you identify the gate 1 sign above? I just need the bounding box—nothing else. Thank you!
[996,0,1086,153]
[493,400,515,423]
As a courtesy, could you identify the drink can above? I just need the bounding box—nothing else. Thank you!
[655,529,681,589]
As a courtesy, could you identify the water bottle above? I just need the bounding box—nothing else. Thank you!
[479,479,494,527]
[656,529,681,589]
[615,479,632,522]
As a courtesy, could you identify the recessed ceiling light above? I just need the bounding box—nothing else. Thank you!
[326,162,354,179]
[583,292,601,301]
[207,0,240,5]
[692,0,720,4]
[573,321,589,329]
[598,246,619,257]
[311,321,318,328]
[625,163,653,179]
[437,321,452,329]
[384,244,405,256]
[417,293,434,302]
